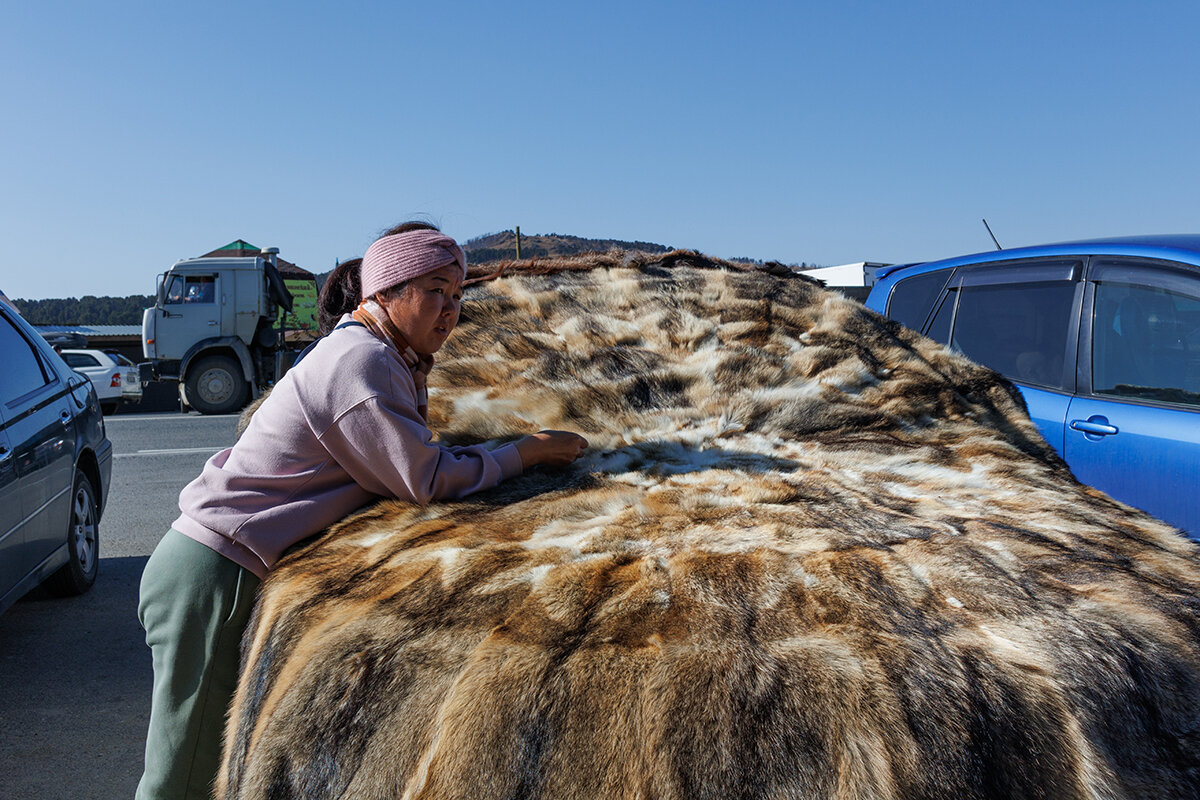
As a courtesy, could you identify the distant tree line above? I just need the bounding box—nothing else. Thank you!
[12,295,154,325]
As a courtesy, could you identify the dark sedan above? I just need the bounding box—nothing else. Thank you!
[0,297,112,615]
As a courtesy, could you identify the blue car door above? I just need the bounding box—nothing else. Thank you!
[1014,385,1074,455]
[1063,259,1200,538]
[1064,396,1199,536]
[921,258,1083,454]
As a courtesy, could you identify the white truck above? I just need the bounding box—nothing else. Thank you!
[141,247,300,414]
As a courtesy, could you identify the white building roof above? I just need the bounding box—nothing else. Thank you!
[795,262,889,288]
[34,324,142,337]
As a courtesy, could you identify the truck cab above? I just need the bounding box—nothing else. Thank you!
[142,248,294,414]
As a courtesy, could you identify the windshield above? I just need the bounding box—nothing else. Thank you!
[164,273,216,305]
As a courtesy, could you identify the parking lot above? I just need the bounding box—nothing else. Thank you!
[0,412,239,799]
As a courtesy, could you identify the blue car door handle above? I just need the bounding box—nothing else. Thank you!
[1070,416,1119,436]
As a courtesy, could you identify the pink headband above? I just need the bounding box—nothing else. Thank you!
[360,229,467,299]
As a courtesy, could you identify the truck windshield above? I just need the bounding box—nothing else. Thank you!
[164,274,216,305]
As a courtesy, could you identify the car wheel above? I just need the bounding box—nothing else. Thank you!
[47,470,100,596]
[186,355,249,414]
[100,401,119,415]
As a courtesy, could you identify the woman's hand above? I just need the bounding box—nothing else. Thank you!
[515,430,589,469]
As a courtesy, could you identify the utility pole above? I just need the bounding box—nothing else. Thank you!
[515,226,522,260]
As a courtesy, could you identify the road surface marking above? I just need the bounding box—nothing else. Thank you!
[105,413,240,421]
[115,447,227,459]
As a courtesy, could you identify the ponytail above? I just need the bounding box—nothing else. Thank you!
[317,258,362,335]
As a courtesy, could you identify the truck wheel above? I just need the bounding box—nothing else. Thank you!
[186,355,249,414]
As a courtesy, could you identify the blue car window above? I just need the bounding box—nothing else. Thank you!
[0,314,51,403]
[949,281,1076,390]
[1093,281,1200,408]
[885,269,953,332]
[926,289,956,344]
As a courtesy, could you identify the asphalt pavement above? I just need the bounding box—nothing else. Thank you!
[0,412,239,800]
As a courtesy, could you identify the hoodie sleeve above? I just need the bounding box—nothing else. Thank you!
[317,373,523,506]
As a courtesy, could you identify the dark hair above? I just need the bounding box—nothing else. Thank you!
[317,257,362,335]
[381,220,440,238]
[316,221,442,334]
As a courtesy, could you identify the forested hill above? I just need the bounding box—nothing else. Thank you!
[12,295,154,325]
[458,231,801,270]
[461,231,673,264]
[315,231,677,288]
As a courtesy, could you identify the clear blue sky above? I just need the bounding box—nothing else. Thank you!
[3,0,1198,299]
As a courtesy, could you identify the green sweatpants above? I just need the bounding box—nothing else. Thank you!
[137,529,260,800]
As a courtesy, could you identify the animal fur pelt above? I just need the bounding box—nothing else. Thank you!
[219,250,1200,799]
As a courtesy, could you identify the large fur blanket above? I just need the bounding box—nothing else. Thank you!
[219,251,1200,799]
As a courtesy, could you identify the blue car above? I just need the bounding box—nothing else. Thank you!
[865,235,1200,539]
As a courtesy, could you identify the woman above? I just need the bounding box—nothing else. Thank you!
[136,224,586,800]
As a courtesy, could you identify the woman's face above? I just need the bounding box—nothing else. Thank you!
[379,264,463,356]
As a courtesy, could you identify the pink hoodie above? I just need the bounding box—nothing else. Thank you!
[172,319,523,578]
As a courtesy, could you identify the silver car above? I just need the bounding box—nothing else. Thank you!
[0,299,113,615]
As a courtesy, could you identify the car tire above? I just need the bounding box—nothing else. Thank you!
[100,401,119,415]
[46,470,100,596]
[186,355,249,415]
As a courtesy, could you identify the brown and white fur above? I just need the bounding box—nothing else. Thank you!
[219,251,1200,799]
